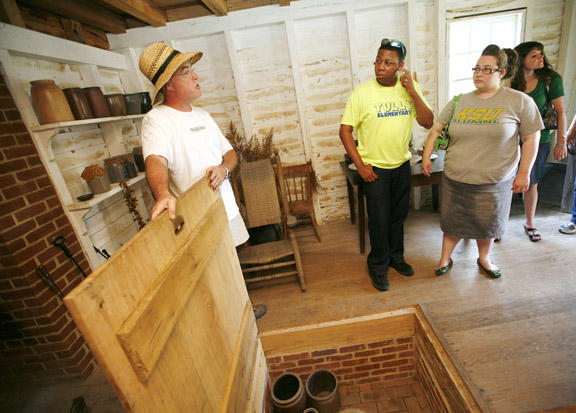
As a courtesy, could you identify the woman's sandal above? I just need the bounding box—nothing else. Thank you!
[524,224,541,242]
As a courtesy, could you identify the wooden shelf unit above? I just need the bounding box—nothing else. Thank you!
[31,114,145,132]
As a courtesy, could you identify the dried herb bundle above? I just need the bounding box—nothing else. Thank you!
[120,181,146,230]
[225,121,277,163]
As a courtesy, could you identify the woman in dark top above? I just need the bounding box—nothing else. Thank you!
[511,41,568,242]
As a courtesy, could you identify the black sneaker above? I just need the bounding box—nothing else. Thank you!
[369,272,390,291]
[389,261,414,276]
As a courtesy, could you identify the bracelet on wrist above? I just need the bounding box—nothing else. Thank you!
[556,143,567,146]
[221,164,230,179]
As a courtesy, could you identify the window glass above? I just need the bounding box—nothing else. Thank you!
[447,11,524,99]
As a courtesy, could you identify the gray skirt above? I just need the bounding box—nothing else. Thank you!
[440,174,514,239]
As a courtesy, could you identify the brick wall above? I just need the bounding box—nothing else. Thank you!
[0,71,95,386]
[267,337,415,389]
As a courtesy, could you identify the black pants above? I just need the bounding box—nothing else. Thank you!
[362,161,411,276]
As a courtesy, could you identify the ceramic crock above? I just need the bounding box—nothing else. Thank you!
[123,93,141,115]
[63,87,93,120]
[104,93,127,117]
[83,87,111,118]
[30,80,75,124]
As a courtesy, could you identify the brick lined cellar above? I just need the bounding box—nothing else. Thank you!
[0,72,95,386]
[267,337,416,387]
[266,337,433,411]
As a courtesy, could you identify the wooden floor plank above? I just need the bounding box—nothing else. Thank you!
[251,198,576,411]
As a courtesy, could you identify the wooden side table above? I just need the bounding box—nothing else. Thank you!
[341,151,445,254]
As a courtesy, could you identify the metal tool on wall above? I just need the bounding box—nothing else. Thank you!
[93,245,111,260]
[35,264,64,300]
[52,236,88,279]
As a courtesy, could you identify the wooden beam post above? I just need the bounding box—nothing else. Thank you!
[97,0,167,27]
[0,0,25,28]
[200,0,228,16]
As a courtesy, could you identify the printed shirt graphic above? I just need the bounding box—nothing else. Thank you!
[438,87,543,185]
[341,78,430,169]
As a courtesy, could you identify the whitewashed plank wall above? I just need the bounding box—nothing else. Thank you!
[2,0,572,269]
[112,0,444,222]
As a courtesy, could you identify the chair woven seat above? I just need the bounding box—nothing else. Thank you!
[237,240,293,264]
[234,153,306,292]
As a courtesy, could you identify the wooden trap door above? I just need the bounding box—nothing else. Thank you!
[64,178,266,412]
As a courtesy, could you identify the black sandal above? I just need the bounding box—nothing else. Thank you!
[524,225,541,242]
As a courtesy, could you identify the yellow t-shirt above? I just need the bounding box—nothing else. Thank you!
[341,78,429,169]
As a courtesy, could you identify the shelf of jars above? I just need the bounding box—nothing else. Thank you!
[67,172,147,212]
[30,114,145,132]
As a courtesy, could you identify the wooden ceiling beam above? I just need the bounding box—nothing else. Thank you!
[16,0,127,34]
[199,0,227,16]
[0,0,25,28]
[97,0,167,27]
[166,4,213,22]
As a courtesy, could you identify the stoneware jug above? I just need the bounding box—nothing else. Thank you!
[305,370,340,413]
[139,92,152,113]
[123,93,141,115]
[271,373,307,413]
[30,80,74,124]
[63,87,93,120]
[82,87,111,118]
[104,93,126,117]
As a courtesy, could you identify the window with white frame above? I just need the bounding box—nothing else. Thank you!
[447,11,525,99]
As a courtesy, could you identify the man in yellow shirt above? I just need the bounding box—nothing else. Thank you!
[340,39,433,291]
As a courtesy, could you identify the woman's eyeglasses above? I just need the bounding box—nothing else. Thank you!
[472,67,502,74]
[381,38,405,58]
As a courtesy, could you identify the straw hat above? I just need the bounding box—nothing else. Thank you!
[139,42,203,105]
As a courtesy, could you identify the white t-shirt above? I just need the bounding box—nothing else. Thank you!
[141,104,240,222]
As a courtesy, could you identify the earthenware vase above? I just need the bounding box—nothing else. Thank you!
[63,87,93,120]
[30,80,74,124]
[271,373,307,413]
[306,370,340,413]
[82,87,110,118]
[132,147,145,172]
[104,93,126,117]
[123,93,141,115]
[139,92,152,113]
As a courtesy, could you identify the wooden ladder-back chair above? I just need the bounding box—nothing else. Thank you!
[237,154,306,292]
[282,161,321,242]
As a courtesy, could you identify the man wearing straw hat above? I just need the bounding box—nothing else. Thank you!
[139,42,266,318]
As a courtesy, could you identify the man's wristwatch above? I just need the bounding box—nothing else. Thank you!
[222,164,230,179]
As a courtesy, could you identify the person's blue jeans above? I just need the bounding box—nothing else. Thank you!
[362,161,411,276]
[571,175,576,224]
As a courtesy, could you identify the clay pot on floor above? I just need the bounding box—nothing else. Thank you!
[83,87,110,118]
[271,373,307,413]
[63,87,93,120]
[30,80,75,124]
[305,370,340,413]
